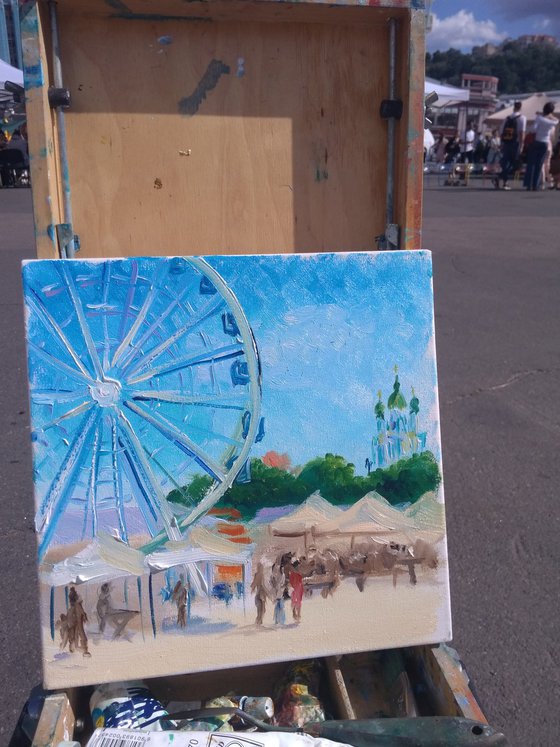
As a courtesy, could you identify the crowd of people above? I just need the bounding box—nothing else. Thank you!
[0,124,29,187]
[427,100,560,191]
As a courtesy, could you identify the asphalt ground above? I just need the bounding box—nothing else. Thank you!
[0,182,558,746]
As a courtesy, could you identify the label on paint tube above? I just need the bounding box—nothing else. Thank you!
[89,681,168,732]
[86,729,353,747]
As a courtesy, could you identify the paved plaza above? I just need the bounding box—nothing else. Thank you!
[0,183,558,746]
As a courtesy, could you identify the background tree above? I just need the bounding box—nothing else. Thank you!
[426,42,560,93]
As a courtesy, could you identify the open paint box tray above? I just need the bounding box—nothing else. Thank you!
[28,646,490,746]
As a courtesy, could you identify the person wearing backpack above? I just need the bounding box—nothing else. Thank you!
[493,101,526,190]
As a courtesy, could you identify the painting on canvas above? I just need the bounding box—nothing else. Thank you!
[23,251,451,688]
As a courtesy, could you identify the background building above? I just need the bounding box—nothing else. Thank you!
[458,74,499,134]
[0,0,22,69]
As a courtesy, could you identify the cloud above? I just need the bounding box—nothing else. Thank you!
[495,0,559,20]
[493,1,560,37]
[427,10,507,52]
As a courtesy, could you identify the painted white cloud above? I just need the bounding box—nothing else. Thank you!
[427,10,508,52]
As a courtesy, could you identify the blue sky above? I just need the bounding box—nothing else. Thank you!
[427,1,560,52]
[207,252,440,473]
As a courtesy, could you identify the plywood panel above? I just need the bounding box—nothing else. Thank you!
[395,9,424,250]
[54,0,411,23]
[21,3,63,258]
[57,16,389,257]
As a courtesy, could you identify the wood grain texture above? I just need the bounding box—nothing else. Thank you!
[21,3,62,258]
[28,0,424,258]
[56,14,390,257]
[396,8,424,251]
[54,0,419,21]
[31,692,75,747]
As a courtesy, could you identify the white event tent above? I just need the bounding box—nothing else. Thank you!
[425,77,469,108]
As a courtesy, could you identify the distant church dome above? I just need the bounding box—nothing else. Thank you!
[409,387,420,415]
[374,390,385,419]
[387,372,407,410]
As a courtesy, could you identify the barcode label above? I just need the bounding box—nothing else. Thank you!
[87,729,150,747]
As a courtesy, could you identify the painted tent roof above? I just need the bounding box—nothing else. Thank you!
[315,491,446,545]
[317,492,414,536]
[404,491,446,543]
[41,526,251,587]
[270,492,343,534]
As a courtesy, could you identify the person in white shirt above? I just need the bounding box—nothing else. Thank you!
[461,122,476,164]
[523,102,559,191]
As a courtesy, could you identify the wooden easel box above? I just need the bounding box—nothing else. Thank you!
[32,647,488,746]
[22,0,426,259]
[19,2,477,744]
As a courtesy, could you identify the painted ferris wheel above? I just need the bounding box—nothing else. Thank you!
[23,257,262,562]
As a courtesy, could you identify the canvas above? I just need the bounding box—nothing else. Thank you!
[22,251,451,689]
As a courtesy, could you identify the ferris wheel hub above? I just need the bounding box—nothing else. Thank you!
[89,378,122,407]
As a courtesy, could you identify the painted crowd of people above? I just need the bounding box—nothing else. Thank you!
[250,540,439,628]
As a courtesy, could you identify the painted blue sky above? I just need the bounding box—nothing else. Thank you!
[428,1,560,52]
[207,252,440,473]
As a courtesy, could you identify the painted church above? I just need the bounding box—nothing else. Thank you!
[370,367,427,469]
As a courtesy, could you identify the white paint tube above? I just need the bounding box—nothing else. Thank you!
[86,730,353,747]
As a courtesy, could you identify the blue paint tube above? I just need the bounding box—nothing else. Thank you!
[90,681,168,731]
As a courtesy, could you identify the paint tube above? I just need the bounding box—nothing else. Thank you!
[273,662,325,728]
[204,695,275,725]
[89,681,168,732]
[164,695,274,731]
[86,729,353,747]
[232,696,275,721]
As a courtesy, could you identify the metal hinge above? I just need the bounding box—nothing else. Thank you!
[55,223,80,258]
[376,223,400,251]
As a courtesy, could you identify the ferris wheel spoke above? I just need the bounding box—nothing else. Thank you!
[117,410,182,541]
[36,407,99,560]
[26,289,93,380]
[129,390,246,411]
[115,275,199,374]
[122,296,226,380]
[111,264,164,369]
[86,417,103,538]
[110,411,128,543]
[123,399,226,483]
[125,342,245,386]
[28,341,95,388]
[31,388,88,405]
[38,399,94,433]
[184,422,245,448]
[101,263,112,371]
[143,446,197,506]
[115,260,138,353]
[59,265,104,380]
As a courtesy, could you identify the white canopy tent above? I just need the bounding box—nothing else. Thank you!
[485,92,560,127]
[425,77,469,108]
[0,58,23,87]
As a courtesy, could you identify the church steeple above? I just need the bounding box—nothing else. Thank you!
[387,365,407,410]
[409,386,419,415]
[374,389,385,420]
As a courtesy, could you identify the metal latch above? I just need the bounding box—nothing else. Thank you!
[376,224,400,251]
[379,99,403,120]
[48,87,71,109]
[55,224,80,258]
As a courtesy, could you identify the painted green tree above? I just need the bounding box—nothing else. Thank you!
[166,452,441,520]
